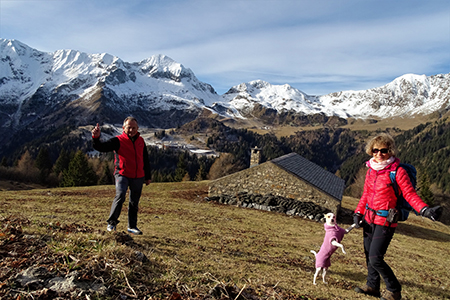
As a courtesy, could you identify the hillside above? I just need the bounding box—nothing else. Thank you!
[1,182,449,299]
[1,38,450,161]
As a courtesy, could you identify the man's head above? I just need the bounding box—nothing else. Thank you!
[123,117,139,138]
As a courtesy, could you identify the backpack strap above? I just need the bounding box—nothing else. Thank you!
[390,166,400,197]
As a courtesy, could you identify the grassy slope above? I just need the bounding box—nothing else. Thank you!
[1,181,449,299]
[221,114,435,138]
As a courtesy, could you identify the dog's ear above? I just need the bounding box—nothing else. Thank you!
[324,212,334,219]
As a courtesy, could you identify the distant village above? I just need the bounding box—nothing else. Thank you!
[148,141,218,158]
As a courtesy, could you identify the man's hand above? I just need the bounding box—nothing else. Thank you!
[92,123,101,138]
[145,179,151,186]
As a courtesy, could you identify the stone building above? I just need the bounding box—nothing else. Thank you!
[208,152,345,214]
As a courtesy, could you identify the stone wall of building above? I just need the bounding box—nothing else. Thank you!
[208,162,341,214]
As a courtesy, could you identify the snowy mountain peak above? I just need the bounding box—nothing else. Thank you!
[0,38,449,131]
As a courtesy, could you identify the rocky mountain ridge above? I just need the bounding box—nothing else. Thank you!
[1,38,450,158]
[2,39,450,125]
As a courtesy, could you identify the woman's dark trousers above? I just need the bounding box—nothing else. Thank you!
[363,223,401,293]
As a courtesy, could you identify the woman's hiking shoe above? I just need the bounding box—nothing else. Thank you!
[107,224,116,232]
[380,290,402,300]
[127,228,143,235]
[354,284,381,297]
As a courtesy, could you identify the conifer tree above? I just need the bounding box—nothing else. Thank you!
[35,147,53,183]
[195,163,206,181]
[61,150,98,187]
[35,147,52,171]
[174,153,187,182]
[53,149,72,177]
[1,157,8,167]
[98,161,114,185]
[418,171,434,206]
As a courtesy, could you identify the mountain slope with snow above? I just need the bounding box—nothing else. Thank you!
[1,38,450,133]
[0,39,221,130]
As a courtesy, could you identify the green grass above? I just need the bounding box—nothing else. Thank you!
[1,181,450,299]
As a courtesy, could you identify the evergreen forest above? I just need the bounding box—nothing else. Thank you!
[1,117,450,201]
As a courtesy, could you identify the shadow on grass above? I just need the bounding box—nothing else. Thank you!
[401,279,450,299]
[395,222,450,241]
[332,269,450,299]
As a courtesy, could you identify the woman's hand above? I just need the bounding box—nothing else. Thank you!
[421,206,443,221]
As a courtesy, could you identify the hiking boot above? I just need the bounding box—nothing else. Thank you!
[127,227,143,235]
[380,290,402,300]
[354,284,381,297]
[107,224,116,232]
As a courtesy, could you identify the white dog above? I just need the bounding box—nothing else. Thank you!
[310,212,355,285]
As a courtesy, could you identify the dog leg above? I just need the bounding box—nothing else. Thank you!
[313,267,321,285]
[331,240,346,254]
[322,267,328,284]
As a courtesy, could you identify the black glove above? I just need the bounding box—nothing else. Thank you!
[353,213,363,228]
[421,206,443,221]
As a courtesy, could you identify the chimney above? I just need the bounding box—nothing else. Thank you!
[250,146,261,167]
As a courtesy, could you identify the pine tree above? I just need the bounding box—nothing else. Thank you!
[1,157,8,167]
[195,163,206,181]
[174,153,187,182]
[53,149,72,177]
[418,171,434,206]
[35,147,52,171]
[61,150,98,187]
[35,147,53,184]
[98,161,114,185]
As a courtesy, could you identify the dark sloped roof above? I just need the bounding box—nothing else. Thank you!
[271,152,345,201]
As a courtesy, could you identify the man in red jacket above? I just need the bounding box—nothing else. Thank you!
[92,117,151,235]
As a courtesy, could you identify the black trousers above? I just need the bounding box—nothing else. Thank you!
[107,175,144,229]
[363,223,401,293]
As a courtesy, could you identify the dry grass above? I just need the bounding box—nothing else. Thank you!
[221,114,438,138]
[1,181,449,299]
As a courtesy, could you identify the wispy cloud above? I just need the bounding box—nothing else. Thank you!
[1,0,449,95]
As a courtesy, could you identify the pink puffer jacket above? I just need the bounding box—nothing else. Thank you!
[355,157,428,227]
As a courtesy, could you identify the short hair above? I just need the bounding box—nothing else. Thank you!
[365,133,397,156]
[123,116,138,126]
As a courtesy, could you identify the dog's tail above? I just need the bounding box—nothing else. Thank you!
[310,250,317,256]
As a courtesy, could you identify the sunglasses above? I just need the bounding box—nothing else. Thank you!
[372,148,389,154]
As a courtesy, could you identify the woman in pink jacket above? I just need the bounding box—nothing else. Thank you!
[353,133,442,300]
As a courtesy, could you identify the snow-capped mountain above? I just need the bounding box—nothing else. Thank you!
[0,38,220,130]
[222,75,450,119]
[319,73,450,118]
[1,38,450,134]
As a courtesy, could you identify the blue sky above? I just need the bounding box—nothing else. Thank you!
[1,0,449,95]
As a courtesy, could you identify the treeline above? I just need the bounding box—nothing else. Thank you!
[0,146,216,187]
[395,120,450,194]
[1,117,449,200]
[0,148,109,187]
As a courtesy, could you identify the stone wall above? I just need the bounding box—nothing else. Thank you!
[206,192,329,222]
[208,162,341,214]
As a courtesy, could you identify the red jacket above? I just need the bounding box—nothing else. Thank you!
[355,157,427,227]
[115,132,146,178]
[93,132,151,180]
